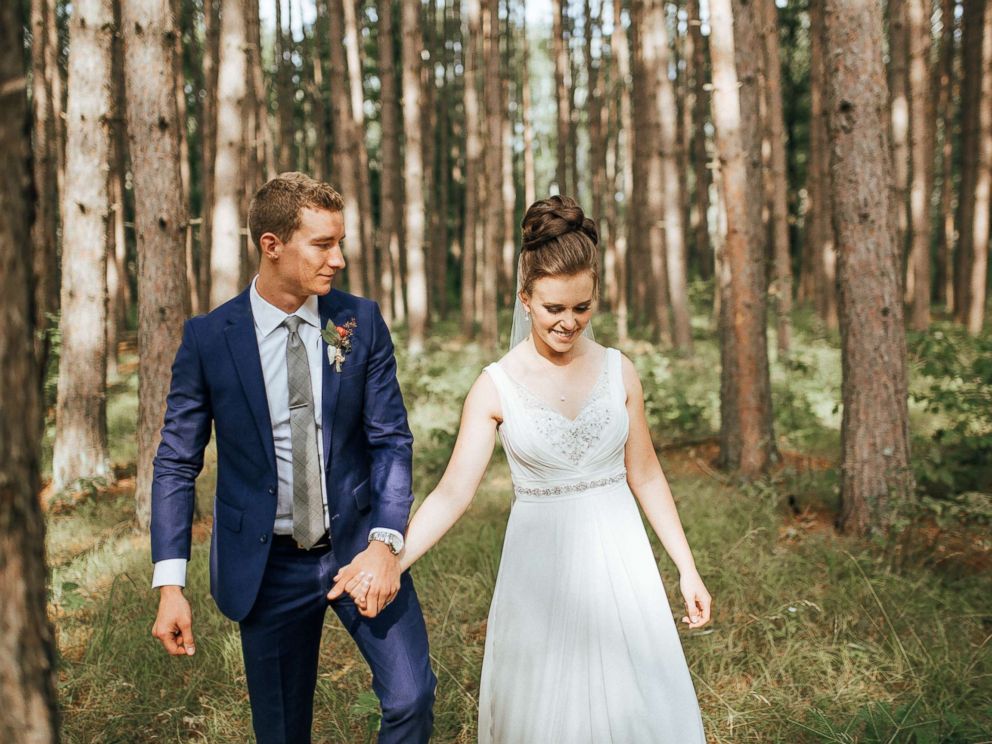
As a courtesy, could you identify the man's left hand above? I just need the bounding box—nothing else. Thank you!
[327,541,401,618]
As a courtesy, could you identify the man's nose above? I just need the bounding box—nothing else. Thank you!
[329,246,346,269]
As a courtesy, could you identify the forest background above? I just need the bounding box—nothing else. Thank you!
[1,0,991,741]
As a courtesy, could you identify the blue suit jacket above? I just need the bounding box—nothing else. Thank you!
[150,287,414,621]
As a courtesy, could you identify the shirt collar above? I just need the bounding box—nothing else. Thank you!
[249,276,321,337]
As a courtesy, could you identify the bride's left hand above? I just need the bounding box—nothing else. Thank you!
[679,570,711,629]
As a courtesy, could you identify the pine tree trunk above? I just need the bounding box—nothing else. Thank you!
[209,0,247,308]
[954,0,985,320]
[966,0,992,334]
[710,0,777,475]
[402,0,428,351]
[30,0,60,385]
[342,0,376,299]
[553,0,571,195]
[276,0,293,172]
[934,0,957,308]
[585,0,607,277]
[687,0,712,281]
[500,15,516,312]
[907,0,933,329]
[199,0,219,312]
[169,0,197,315]
[461,0,481,337]
[376,0,403,321]
[640,0,691,350]
[822,0,914,535]
[53,0,114,492]
[521,10,536,208]
[107,21,127,383]
[480,0,501,347]
[761,0,793,352]
[888,0,910,255]
[0,6,60,739]
[612,0,632,341]
[121,0,193,529]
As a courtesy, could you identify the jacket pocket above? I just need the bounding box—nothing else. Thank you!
[214,496,244,533]
[352,478,371,513]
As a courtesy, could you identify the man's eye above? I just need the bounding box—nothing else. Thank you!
[577,306,591,313]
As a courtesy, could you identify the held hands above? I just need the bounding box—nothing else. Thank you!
[327,541,401,618]
[153,586,196,656]
[679,570,712,629]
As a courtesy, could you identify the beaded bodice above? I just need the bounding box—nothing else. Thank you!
[485,348,629,501]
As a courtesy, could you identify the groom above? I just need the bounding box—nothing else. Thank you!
[150,172,436,743]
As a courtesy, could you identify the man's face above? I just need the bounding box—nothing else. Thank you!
[270,207,346,297]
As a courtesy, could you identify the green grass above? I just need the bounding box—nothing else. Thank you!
[47,316,992,743]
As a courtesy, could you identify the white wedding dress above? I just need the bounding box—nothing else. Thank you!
[478,348,706,744]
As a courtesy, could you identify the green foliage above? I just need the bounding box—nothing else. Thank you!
[908,325,992,502]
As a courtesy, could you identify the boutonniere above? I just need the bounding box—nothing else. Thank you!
[321,317,357,372]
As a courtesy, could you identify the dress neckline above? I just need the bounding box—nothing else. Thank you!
[498,348,611,423]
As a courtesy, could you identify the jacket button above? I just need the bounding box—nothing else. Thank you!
[260,534,268,543]
[268,486,276,495]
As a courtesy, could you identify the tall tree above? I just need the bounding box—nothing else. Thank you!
[209,0,247,308]
[887,0,910,252]
[29,0,60,384]
[552,0,571,194]
[934,0,957,307]
[823,0,914,534]
[53,0,115,492]
[687,0,712,281]
[198,0,220,312]
[639,0,692,351]
[461,0,482,337]
[964,0,992,334]
[760,0,793,352]
[480,0,501,347]
[342,0,377,298]
[710,0,777,474]
[906,0,933,329]
[402,0,429,351]
[521,8,536,208]
[377,0,405,322]
[121,0,193,529]
[275,0,294,172]
[611,0,632,340]
[0,4,60,738]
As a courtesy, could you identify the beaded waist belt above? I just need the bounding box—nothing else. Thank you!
[513,470,627,501]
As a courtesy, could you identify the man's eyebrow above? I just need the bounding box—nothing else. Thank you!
[313,234,343,242]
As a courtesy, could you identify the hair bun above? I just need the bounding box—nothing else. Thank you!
[521,195,598,251]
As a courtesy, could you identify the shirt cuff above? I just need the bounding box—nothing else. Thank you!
[368,527,405,549]
[152,558,188,588]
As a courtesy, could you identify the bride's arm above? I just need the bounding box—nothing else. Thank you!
[621,355,712,628]
[398,372,501,572]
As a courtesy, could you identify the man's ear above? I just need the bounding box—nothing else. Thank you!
[258,232,281,260]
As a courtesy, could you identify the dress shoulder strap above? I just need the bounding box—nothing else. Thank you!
[605,348,627,406]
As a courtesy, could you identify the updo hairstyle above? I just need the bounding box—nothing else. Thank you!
[518,195,599,296]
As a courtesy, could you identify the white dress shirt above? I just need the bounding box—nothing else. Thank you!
[153,278,350,588]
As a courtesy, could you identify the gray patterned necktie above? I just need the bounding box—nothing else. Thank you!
[283,315,325,548]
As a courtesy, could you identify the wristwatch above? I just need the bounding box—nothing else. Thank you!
[368,528,404,555]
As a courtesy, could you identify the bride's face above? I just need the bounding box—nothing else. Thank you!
[521,271,596,353]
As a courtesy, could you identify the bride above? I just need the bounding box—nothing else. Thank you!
[350,195,708,743]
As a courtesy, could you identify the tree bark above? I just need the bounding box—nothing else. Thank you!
[965,0,992,334]
[376,0,404,321]
[612,0,632,341]
[954,0,985,319]
[710,0,777,474]
[934,0,957,308]
[760,0,793,353]
[209,0,247,308]
[553,0,571,195]
[480,0,501,347]
[198,0,219,312]
[585,0,607,286]
[0,4,60,739]
[53,0,114,492]
[402,0,428,352]
[822,0,914,535]
[30,0,60,385]
[275,0,294,172]
[687,0,712,281]
[107,16,127,383]
[342,0,377,299]
[461,0,481,337]
[521,9,536,208]
[887,0,910,255]
[500,8,516,311]
[906,0,933,329]
[121,0,193,529]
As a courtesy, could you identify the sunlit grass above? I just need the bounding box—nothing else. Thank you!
[46,314,992,742]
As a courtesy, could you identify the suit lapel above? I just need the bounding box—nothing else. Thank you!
[224,291,277,476]
[319,292,345,471]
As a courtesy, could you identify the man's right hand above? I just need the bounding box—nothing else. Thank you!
[152,585,196,656]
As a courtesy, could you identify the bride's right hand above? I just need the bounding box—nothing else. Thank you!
[678,571,711,629]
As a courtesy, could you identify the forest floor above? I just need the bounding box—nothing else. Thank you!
[44,308,992,743]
